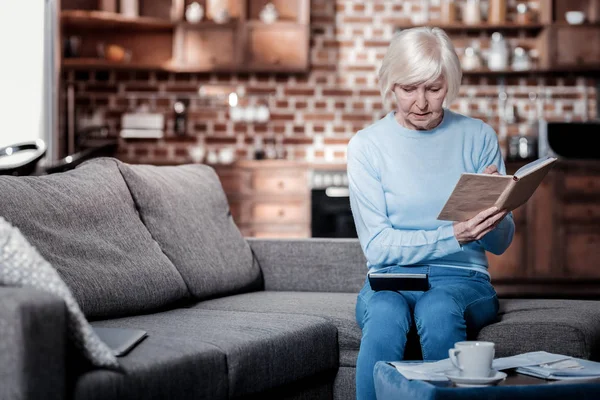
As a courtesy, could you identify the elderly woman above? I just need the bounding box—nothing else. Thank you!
[347,27,515,399]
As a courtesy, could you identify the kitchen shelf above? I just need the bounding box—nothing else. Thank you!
[395,21,546,32]
[62,58,172,70]
[61,10,174,31]
[60,0,311,74]
[462,66,600,76]
[176,20,240,30]
[245,20,305,29]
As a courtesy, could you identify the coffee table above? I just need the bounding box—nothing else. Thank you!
[374,361,600,400]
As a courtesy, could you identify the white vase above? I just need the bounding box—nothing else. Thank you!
[120,0,138,18]
[185,2,204,23]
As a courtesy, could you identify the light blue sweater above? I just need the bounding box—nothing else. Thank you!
[347,109,515,275]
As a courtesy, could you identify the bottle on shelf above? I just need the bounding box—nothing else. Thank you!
[488,0,507,24]
[462,0,482,25]
[119,0,138,18]
[440,0,457,24]
[173,100,187,136]
[253,136,266,160]
[487,32,509,71]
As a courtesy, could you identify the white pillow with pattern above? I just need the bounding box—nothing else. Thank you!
[0,216,120,370]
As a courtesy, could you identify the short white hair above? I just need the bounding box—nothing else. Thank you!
[378,27,462,105]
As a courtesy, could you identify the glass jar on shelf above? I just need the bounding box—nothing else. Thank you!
[440,0,457,24]
[515,3,534,24]
[462,0,482,25]
[487,32,509,71]
[462,46,483,71]
[511,47,531,71]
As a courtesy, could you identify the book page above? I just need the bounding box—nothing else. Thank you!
[514,156,557,179]
[437,174,513,221]
[497,159,556,211]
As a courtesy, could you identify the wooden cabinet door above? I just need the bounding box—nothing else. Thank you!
[175,26,237,70]
[246,24,308,71]
[564,227,600,278]
[487,231,526,279]
[553,27,600,67]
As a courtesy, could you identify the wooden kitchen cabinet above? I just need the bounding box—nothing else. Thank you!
[173,24,239,70]
[246,24,309,71]
[490,161,600,298]
[486,206,527,280]
[214,160,311,239]
[60,0,311,73]
[537,25,600,69]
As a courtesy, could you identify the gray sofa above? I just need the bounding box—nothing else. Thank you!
[1,157,600,400]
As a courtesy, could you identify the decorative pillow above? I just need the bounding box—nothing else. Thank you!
[0,217,120,370]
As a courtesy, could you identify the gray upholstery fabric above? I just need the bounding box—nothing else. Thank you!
[0,287,67,400]
[248,238,367,292]
[241,373,334,400]
[74,328,227,400]
[479,299,600,360]
[77,308,338,399]
[0,217,119,369]
[0,158,188,318]
[193,291,361,365]
[334,367,356,400]
[118,161,262,300]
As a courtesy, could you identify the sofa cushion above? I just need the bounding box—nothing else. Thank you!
[117,161,262,300]
[74,331,227,400]
[0,217,119,369]
[0,158,189,318]
[192,291,361,367]
[478,299,600,359]
[76,308,338,399]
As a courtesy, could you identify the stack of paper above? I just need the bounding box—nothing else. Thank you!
[390,351,589,381]
[517,358,600,380]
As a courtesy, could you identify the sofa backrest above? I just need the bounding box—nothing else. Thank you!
[0,158,190,318]
[117,160,262,300]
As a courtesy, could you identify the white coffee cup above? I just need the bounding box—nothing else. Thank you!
[449,341,495,378]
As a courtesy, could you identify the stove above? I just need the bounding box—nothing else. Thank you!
[310,169,357,238]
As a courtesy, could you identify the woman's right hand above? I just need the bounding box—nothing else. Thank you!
[453,206,508,245]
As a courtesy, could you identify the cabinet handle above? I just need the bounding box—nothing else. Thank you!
[278,209,285,218]
[277,181,285,190]
[271,57,281,65]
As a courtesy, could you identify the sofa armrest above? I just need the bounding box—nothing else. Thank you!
[0,287,67,400]
[247,238,367,293]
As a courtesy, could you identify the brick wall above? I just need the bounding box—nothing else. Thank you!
[62,0,597,165]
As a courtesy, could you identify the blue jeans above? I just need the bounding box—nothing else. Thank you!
[355,266,499,400]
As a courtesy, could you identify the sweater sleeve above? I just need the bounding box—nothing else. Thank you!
[475,122,515,255]
[347,134,463,268]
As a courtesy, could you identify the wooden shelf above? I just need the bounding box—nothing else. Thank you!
[245,20,304,28]
[462,66,600,76]
[62,58,251,73]
[61,10,174,31]
[62,58,171,70]
[395,21,546,32]
[176,20,240,30]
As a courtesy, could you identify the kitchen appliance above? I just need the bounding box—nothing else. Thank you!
[310,170,357,238]
[508,134,538,161]
[538,121,600,159]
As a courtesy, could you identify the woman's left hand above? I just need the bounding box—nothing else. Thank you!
[483,165,500,175]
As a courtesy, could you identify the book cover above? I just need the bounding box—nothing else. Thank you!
[437,156,557,222]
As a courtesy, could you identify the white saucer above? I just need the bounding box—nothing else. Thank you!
[445,370,507,387]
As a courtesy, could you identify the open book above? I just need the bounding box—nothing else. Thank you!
[437,156,558,221]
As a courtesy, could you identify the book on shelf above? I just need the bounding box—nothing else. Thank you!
[437,156,558,222]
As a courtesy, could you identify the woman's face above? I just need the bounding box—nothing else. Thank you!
[392,76,448,130]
